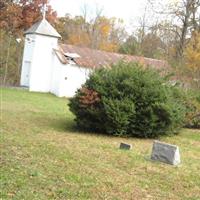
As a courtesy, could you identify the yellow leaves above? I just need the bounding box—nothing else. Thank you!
[96,17,122,52]
[56,15,125,53]
[185,32,200,72]
[66,16,123,52]
[97,17,111,37]
[68,32,90,46]
[99,42,118,52]
[100,23,110,37]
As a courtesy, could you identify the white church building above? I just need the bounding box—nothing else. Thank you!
[20,18,168,97]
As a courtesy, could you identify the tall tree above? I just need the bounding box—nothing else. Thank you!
[119,36,139,55]
[0,0,57,36]
[55,13,126,52]
[148,0,200,59]
[185,31,200,88]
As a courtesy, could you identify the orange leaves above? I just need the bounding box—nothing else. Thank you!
[0,2,22,35]
[79,87,100,107]
[20,0,57,30]
[0,0,57,36]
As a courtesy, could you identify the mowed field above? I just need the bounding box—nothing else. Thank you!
[1,88,200,200]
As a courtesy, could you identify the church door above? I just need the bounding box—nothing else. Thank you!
[23,61,31,86]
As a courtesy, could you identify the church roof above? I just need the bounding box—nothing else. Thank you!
[57,44,169,72]
[24,19,61,38]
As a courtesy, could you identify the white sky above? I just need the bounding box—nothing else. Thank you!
[50,0,150,31]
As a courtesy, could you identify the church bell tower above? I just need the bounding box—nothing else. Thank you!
[20,5,61,92]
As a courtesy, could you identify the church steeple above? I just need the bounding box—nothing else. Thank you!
[20,3,61,90]
[24,19,61,38]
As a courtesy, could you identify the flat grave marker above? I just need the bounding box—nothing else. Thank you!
[119,143,132,150]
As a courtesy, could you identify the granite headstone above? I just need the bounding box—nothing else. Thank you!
[151,141,180,165]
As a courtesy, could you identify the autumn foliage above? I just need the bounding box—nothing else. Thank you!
[55,15,125,52]
[79,87,100,107]
[0,0,199,89]
[185,31,200,71]
[0,0,57,36]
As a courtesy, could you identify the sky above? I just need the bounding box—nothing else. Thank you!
[50,0,150,31]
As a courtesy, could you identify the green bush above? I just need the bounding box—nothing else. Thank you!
[69,62,187,138]
[183,90,200,129]
[187,114,200,128]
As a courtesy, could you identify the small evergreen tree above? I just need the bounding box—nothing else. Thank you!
[69,62,186,138]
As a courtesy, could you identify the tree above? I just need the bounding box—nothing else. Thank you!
[0,0,57,36]
[119,36,139,55]
[55,13,127,52]
[185,31,200,88]
[148,0,200,59]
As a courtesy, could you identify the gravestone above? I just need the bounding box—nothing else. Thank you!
[151,141,180,165]
[119,143,132,150]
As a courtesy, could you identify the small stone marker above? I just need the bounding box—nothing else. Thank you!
[151,141,180,165]
[119,143,132,150]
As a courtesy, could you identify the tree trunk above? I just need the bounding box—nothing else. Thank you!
[3,35,11,85]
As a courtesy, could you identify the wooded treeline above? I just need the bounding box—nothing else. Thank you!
[0,0,199,88]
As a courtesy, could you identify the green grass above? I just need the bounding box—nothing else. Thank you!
[1,88,200,200]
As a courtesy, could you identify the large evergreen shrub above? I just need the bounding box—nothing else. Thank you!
[69,62,186,138]
[183,90,200,129]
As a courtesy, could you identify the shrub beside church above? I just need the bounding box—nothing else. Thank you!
[69,62,187,138]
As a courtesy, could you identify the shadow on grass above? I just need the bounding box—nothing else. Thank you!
[49,117,77,133]
[30,112,171,140]
[31,114,77,133]
[40,115,116,139]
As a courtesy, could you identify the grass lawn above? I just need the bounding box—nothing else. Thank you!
[1,88,200,200]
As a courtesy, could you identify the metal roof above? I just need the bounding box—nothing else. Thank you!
[24,19,61,38]
[59,44,169,71]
